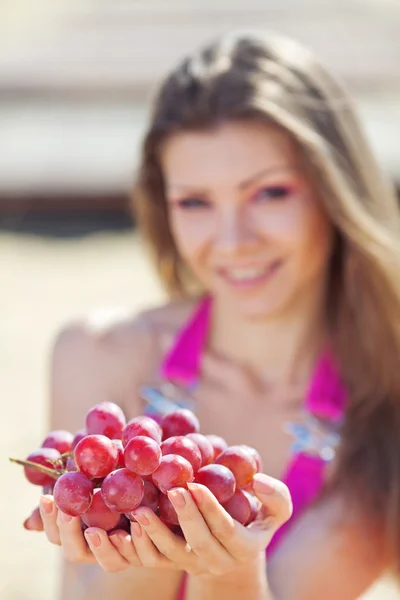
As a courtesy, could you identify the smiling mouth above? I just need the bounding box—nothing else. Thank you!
[218,260,283,288]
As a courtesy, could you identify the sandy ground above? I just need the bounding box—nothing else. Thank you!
[2,230,399,599]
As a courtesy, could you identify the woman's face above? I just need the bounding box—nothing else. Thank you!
[161,120,334,319]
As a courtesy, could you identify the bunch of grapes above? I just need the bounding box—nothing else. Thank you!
[11,402,263,534]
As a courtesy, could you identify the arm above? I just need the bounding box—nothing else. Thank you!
[187,493,390,600]
[46,316,183,600]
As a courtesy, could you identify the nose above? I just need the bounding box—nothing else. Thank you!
[214,207,258,254]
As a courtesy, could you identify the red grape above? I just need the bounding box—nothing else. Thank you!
[74,435,118,479]
[240,445,263,473]
[122,416,162,447]
[101,468,144,513]
[42,483,55,495]
[66,456,78,472]
[158,493,179,526]
[86,402,126,440]
[160,409,200,440]
[41,430,73,455]
[216,445,257,488]
[206,435,228,460]
[24,448,61,486]
[112,439,125,468]
[81,488,120,531]
[222,489,255,525]
[139,480,160,512]
[124,436,161,476]
[195,464,235,504]
[161,436,202,473]
[186,433,214,467]
[152,455,194,494]
[71,429,87,450]
[53,472,94,516]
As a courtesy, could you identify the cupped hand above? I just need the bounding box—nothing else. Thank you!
[96,473,292,575]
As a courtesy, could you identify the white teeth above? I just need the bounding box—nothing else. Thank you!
[225,267,267,282]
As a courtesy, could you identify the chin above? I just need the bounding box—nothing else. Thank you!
[227,295,291,321]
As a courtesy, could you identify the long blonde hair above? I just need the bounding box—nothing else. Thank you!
[134,30,400,567]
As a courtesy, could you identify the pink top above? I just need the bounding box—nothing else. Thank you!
[145,297,347,597]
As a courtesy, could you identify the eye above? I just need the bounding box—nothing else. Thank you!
[176,197,211,209]
[253,185,293,202]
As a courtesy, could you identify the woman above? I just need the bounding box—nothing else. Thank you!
[25,30,400,599]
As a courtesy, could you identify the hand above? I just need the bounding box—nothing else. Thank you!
[94,473,292,576]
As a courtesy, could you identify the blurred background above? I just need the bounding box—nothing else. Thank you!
[1,1,399,598]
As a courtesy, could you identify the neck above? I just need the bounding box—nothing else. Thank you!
[210,292,328,387]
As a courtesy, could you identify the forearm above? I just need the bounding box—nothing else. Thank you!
[185,553,274,600]
[60,560,183,600]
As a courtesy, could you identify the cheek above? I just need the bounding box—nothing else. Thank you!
[169,210,214,264]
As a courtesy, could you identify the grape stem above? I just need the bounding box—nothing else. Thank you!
[9,457,63,479]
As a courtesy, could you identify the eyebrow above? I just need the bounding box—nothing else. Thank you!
[166,165,299,194]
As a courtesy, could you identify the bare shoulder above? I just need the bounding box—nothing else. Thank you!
[48,299,198,430]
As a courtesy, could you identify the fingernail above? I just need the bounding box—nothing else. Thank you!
[130,522,142,538]
[168,489,186,509]
[253,474,276,495]
[40,497,53,515]
[187,483,203,504]
[132,512,150,526]
[85,532,101,548]
[59,512,72,523]
[23,518,32,530]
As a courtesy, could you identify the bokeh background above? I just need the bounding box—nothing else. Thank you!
[1,1,400,598]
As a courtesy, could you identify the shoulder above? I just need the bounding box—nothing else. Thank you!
[52,298,199,365]
[49,299,199,425]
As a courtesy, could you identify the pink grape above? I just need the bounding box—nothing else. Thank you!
[66,456,78,472]
[101,468,144,513]
[41,430,73,455]
[195,464,235,504]
[122,416,162,447]
[160,409,200,440]
[81,488,120,531]
[216,445,257,488]
[158,493,179,526]
[139,480,160,512]
[86,402,126,440]
[222,489,255,525]
[161,436,202,473]
[152,455,194,494]
[112,439,125,468]
[206,435,228,460]
[124,436,161,476]
[186,433,214,467]
[53,472,94,516]
[71,429,87,450]
[240,445,263,473]
[24,448,61,486]
[74,435,118,479]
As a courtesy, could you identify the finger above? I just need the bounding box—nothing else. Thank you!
[167,488,235,575]
[83,528,131,572]
[39,495,60,545]
[131,508,204,573]
[130,510,175,569]
[109,529,142,567]
[56,510,94,563]
[24,506,44,531]
[186,483,252,563]
[252,474,293,529]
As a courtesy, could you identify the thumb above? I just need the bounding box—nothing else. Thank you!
[251,473,293,530]
[23,506,44,531]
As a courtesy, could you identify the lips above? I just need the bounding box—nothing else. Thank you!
[217,260,282,287]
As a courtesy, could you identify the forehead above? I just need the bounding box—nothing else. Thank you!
[160,121,301,190]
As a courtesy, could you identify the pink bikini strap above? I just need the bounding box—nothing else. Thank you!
[160,296,212,387]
